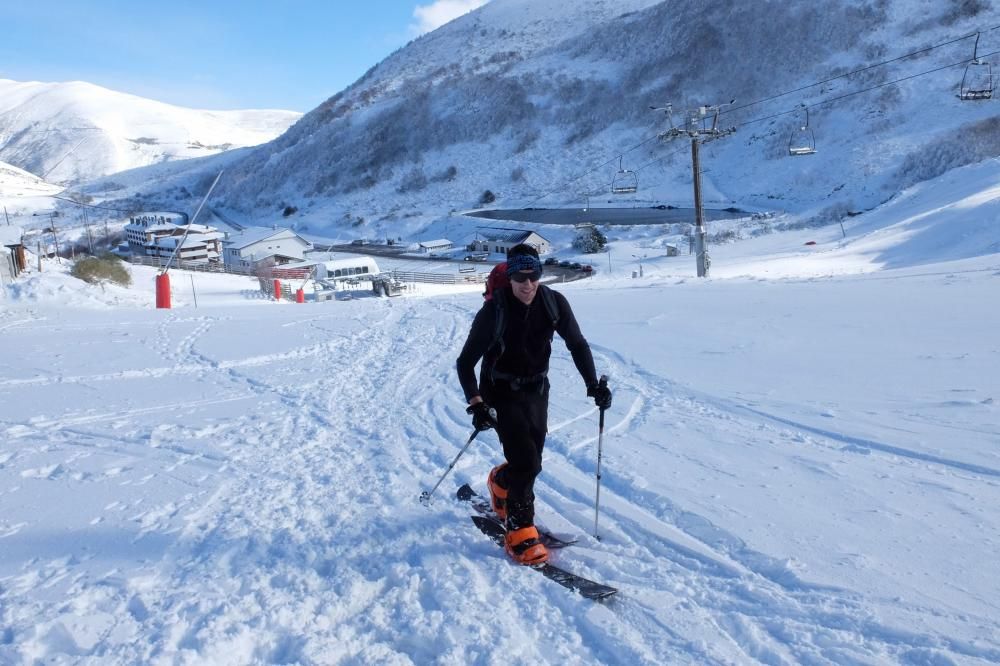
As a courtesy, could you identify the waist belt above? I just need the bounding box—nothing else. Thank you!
[490,369,547,392]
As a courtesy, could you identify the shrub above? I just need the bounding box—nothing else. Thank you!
[71,254,131,287]
[480,190,496,204]
[572,227,608,253]
[282,205,298,217]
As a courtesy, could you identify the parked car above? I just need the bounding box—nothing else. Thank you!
[464,252,488,261]
[558,260,572,267]
[580,265,593,273]
[544,257,558,266]
[570,262,582,269]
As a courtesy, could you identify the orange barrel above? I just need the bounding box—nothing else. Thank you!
[295,288,304,303]
[273,279,281,300]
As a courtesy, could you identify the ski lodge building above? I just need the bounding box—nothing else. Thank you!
[221,227,313,272]
[470,228,552,256]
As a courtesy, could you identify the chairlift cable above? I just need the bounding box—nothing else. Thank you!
[513,26,1000,209]
[737,49,1000,129]
[720,29,997,117]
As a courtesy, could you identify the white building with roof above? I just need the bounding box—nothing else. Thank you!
[471,228,551,256]
[121,213,223,264]
[269,254,381,282]
[222,227,313,270]
[417,239,453,254]
[149,227,224,263]
[123,212,189,251]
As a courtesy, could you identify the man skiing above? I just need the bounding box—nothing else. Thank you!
[456,243,612,565]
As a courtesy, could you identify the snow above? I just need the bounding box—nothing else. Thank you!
[2,155,999,664]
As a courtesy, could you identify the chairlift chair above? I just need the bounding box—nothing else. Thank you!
[959,33,994,100]
[611,157,638,194]
[788,105,817,156]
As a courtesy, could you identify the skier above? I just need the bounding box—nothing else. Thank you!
[456,243,612,565]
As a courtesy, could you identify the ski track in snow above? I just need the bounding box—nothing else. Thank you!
[1,296,997,664]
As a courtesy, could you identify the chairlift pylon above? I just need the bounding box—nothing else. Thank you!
[959,33,993,101]
[788,104,817,156]
[611,156,638,194]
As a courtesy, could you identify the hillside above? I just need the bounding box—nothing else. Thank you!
[0,160,62,198]
[87,0,1000,243]
[0,79,301,185]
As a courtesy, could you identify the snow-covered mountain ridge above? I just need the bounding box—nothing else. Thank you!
[0,79,302,185]
[156,0,998,239]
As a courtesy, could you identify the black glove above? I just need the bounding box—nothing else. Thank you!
[467,402,498,431]
[587,380,612,410]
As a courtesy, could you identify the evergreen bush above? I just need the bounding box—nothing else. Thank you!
[71,254,132,287]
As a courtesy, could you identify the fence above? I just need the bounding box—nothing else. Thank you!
[128,255,255,276]
[386,269,486,285]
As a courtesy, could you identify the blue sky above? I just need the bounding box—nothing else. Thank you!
[0,1,489,112]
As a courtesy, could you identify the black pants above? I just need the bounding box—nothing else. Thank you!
[489,379,549,527]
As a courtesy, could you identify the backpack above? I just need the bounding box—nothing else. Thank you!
[483,262,508,302]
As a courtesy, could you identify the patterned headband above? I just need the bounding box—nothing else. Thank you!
[506,253,543,276]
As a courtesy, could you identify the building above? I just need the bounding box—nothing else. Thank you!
[123,212,189,251]
[121,212,223,264]
[300,254,381,280]
[148,227,224,263]
[1,226,26,283]
[222,227,313,271]
[471,228,551,256]
[417,239,453,254]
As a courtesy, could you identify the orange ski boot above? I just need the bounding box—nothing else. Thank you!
[487,463,509,521]
[504,524,549,566]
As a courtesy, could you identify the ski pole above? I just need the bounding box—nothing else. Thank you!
[420,427,484,506]
[593,375,608,540]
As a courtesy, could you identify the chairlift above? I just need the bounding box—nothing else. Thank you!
[611,157,638,194]
[788,105,817,156]
[959,33,993,101]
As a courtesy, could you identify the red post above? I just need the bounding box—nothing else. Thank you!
[295,288,305,303]
[273,279,282,300]
[155,273,171,309]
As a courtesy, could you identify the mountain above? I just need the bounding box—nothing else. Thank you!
[0,79,302,185]
[142,0,995,238]
[0,160,63,199]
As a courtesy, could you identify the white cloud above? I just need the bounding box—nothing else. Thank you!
[410,0,490,36]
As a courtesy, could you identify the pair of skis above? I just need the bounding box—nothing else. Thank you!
[456,484,618,601]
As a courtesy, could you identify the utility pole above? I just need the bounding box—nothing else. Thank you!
[3,206,10,226]
[652,102,736,277]
[691,138,709,278]
[83,207,94,255]
[48,215,62,264]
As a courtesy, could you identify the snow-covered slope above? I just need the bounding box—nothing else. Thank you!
[0,79,302,185]
[1,160,998,662]
[0,160,62,198]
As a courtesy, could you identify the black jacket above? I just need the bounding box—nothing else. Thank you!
[456,285,598,402]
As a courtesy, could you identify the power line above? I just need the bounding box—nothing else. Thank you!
[49,194,136,214]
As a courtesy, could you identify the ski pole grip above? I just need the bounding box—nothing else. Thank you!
[598,375,607,388]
